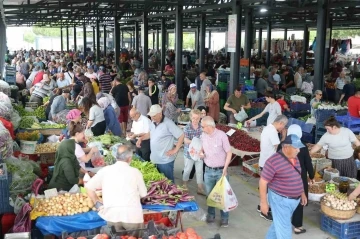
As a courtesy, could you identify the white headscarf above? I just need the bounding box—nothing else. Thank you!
[97,97,111,110]
[287,124,302,138]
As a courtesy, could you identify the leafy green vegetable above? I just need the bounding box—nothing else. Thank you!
[130,156,166,186]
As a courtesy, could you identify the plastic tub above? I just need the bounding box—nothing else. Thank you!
[19,140,37,154]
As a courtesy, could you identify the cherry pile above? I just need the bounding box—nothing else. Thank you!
[216,124,260,152]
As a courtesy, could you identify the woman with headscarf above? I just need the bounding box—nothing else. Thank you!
[162,84,178,108]
[204,84,220,123]
[96,92,120,117]
[278,125,314,234]
[98,97,122,136]
[300,74,314,95]
[60,109,83,141]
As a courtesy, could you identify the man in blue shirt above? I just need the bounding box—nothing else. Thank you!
[49,89,70,120]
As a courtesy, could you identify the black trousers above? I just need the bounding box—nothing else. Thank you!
[91,121,106,136]
[292,179,308,227]
[135,139,151,162]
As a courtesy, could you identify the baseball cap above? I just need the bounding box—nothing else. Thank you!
[283,134,305,149]
[190,83,196,88]
[147,104,162,117]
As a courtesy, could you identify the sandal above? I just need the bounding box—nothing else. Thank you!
[294,228,306,234]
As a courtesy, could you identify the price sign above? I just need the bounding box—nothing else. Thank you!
[326,183,336,193]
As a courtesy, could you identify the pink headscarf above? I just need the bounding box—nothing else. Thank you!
[66,109,82,121]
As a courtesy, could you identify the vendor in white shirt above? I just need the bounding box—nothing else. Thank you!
[128,108,152,161]
[56,72,71,89]
[245,91,282,126]
[86,145,147,237]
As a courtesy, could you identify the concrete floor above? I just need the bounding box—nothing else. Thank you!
[173,152,335,239]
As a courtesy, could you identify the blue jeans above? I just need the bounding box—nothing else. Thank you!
[156,161,175,183]
[204,167,229,220]
[266,189,300,239]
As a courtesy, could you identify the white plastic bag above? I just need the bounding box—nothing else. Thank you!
[306,116,316,125]
[234,107,248,122]
[84,128,94,140]
[189,137,202,161]
[223,177,238,212]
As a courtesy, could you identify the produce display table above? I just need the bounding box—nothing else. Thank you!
[36,201,199,236]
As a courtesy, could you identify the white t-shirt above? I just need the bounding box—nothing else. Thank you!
[259,124,280,167]
[131,115,151,136]
[85,72,98,79]
[89,105,105,127]
[75,143,86,169]
[318,127,356,159]
[264,101,282,125]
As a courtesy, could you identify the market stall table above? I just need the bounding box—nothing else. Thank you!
[35,201,199,236]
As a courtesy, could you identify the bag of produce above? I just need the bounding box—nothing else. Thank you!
[189,137,202,161]
[84,127,94,140]
[10,110,21,129]
[0,80,11,96]
[0,92,11,106]
[91,150,105,167]
[207,176,238,212]
[52,109,70,124]
[0,121,13,160]
[234,107,248,122]
[0,102,12,121]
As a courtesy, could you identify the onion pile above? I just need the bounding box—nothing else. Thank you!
[33,193,96,216]
[323,192,357,211]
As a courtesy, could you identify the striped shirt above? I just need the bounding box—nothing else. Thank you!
[201,128,231,168]
[99,73,113,93]
[183,122,202,160]
[335,78,346,90]
[32,80,57,98]
[261,152,303,198]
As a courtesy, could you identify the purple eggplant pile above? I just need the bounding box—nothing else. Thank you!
[142,179,195,206]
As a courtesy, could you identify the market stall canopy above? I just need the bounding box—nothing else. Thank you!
[1,0,360,31]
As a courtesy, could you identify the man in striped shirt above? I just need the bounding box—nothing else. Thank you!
[260,134,307,239]
[98,67,113,94]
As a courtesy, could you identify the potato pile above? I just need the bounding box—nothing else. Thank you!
[33,193,96,216]
[35,143,60,153]
[323,192,357,211]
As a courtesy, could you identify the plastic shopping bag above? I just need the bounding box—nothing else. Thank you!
[206,176,238,211]
[234,107,248,122]
[306,116,316,125]
[189,137,202,161]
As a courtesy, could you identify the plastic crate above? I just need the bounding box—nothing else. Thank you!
[290,103,311,112]
[302,132,314,144]
[242,157,260,178]
[336,114,360,133]
[315,109,336,123]
[320,213,360,239]
[0,164,13,214]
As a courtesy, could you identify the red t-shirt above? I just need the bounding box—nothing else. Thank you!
[32,71,44,86]
[277,99,287,112]
[348,96,360,117]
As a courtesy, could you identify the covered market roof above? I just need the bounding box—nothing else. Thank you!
[1,0,360,31]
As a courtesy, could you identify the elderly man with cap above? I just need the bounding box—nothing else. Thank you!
[260,134,308,239]
[128,108,152,161]
[86,145,147,237]
[132,86,152,116]
[49,89,70,121]
[186,83,205,109]
[136,104,184,183]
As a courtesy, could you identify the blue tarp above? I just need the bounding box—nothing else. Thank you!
[36,201,199,235]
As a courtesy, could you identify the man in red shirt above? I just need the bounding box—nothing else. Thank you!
[276,94,290,113]
[32,69,45,86]
[348,91,360,117]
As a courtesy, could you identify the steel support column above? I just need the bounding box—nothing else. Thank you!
[93,27,95,54]
[244,8,253,59]
[83,22,86,56]
[175,5,183,99]
[66,26,69,52]
[314,0,329,91]
[161,19,166,71]
[121,31,123,48]
[166,32,169,49]
[135,22,139,55]
[114,16,120,66]
[96,21,100,61]
[60,27,63,52]
[266,21,271,67]
[195,26,200,57]
[73,27,77,52]
[152,32,155,50]
[302,25,309,68]
[156,29,159,51]
[258,28,262,59]
[143,12,149,70]
[208,31,211,50]
[199,14,206,72]
[284,28,288,40]
[229,0,242,94]
[324,17,332,73]
[103,25,107,57]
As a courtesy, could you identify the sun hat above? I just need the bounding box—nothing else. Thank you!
[147,104,162,117]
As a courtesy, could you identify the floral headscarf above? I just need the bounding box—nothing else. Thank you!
[97,97,111,110]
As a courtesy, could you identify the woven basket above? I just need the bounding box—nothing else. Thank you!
[321,199,356,220]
